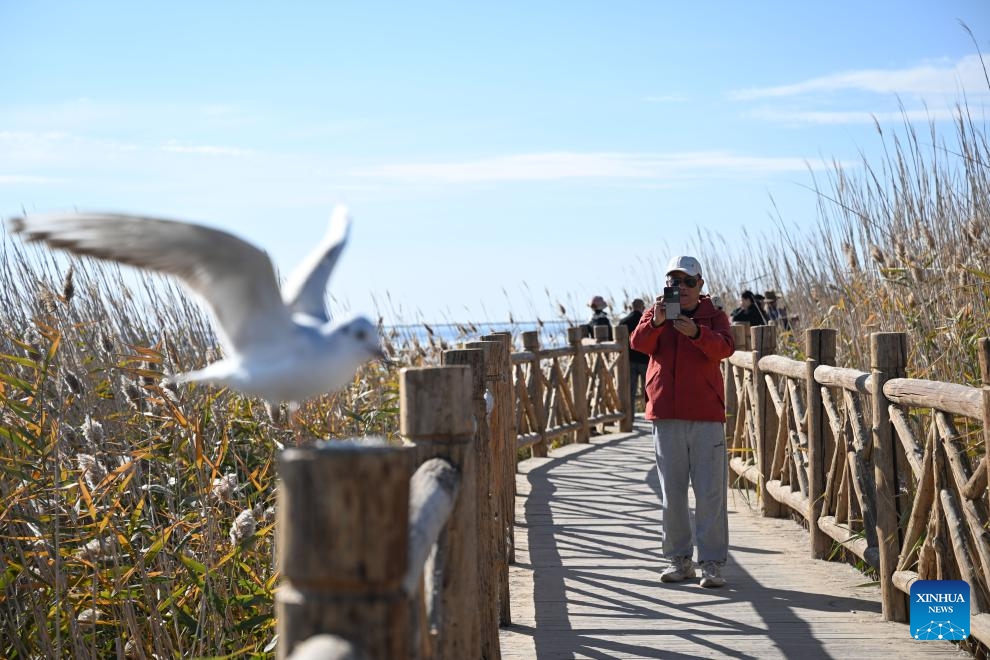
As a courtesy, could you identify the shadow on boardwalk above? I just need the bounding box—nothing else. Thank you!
[499,418,968,660]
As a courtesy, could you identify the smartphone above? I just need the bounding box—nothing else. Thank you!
[663,286,681,319]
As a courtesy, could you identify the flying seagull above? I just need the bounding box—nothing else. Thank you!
[8,206,386,411]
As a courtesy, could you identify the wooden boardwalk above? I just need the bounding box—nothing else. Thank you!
[499,418,969,659]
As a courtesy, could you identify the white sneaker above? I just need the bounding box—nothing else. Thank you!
[660,557,695,583]
[700,561,726,588]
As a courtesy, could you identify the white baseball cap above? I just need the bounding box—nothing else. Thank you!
[665,255,703,278]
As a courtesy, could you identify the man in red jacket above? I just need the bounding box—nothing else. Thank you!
[630,255,735,588]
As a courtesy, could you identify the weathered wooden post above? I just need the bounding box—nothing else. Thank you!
[590,325,612,435]
[465,338,506,583]
[401,365,481,657]
[479,332,515,624]
[980,338,990,505]
[724,324,749,452]
[442,348,500,660]
[806,328,836,558]
[871,332,908,622]
[614,323,633,432]
[731,323,751,351]
[568,326,590,443]
[276,444,413,659]
[724,324,751,476]
[752,324,782,517]
[521,330,548,457]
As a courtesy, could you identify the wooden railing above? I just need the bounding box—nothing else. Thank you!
[726,324,990,644]
[277,318,990,655]
[277,325,633,659]
[511,324,634,455]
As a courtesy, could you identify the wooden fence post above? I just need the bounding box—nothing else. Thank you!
[568,326,590,443]
[276,444,412,660]
[614,323,633,432]
[442,348,500,660]
[979,338,990,505]
[871,332,909,622]
[521,330,549,457]
[401,365,481,657]
[731,323,751,352]
[479,332,515,624]
[724,327,742,457]
[806,328,836,558]
[465,338,508,583]
[752,324,782,517]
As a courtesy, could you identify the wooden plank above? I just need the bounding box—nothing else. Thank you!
[897,435,935,573]
[730,456,761,486]
[884,377,983,420]
[587,411,625,425]
[814,365,873,394]
[728,350,754,369]
[765,478,809,518]
[516,432,542,450]
[759,353,806,380]
[889,404,925,479]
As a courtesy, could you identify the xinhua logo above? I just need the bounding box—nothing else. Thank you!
[910,580,970,640]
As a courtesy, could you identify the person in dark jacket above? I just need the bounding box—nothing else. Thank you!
[763,289,791,330]
[630,255,735,588]
[583,295,613,340]
[730,290,766,326]
[619,298,649,410]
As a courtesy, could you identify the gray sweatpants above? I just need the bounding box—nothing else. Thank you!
[652,419,728,563]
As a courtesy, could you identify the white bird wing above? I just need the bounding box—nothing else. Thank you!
[9,212,293,354]
[280,205,350,323]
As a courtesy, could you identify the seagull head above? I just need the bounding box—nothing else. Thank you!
[332,315,389,364]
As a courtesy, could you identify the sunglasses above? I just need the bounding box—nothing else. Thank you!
[666,276,699,288]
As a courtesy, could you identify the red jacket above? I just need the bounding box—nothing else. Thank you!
[629,296,735,422]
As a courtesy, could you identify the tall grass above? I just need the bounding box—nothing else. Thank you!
[0,236,404,658]
[1,80,988,657]
[692,101,989,384]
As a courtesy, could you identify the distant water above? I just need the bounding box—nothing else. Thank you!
[383,319,580,349]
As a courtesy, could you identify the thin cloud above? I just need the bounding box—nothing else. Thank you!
[730,53,988,100]
[160,142,252,156]
[0,130,140,165]
[747,105,987,125]
[0,131,250,159]
[0,175,60,185]
[355,151,824,184]
[645,94,690,103]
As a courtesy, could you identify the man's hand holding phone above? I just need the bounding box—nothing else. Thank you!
[651,287,681,327]
[651,286,699,339]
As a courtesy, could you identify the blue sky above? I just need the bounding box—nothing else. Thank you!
[2,1,988,324]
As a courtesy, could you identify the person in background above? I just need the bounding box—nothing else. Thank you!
[584,295,613,340]
[619,298,649,410]
[630,256,735,588]
[763,290,790,330]
[730,290,765,326]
